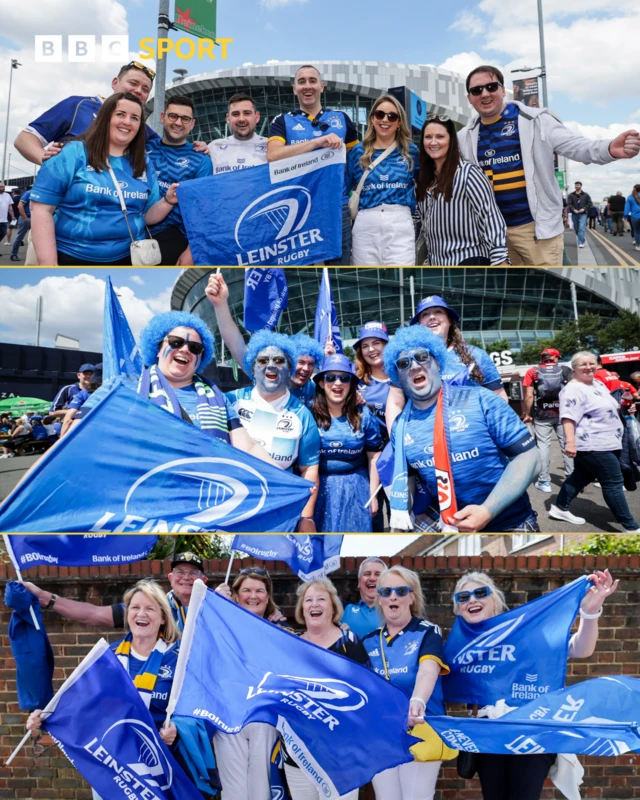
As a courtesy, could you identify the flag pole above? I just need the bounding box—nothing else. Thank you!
[224,553,234,584]
[5,730,33,765]
[3,535,22,581]
[364,484,383,509]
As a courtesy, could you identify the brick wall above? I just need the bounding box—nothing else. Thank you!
[1,554,638,799]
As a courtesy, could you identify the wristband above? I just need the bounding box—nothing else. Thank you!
[410,696,426,709]
[580,607,603,620]
[44,593,58,610]
[163,194,174,206]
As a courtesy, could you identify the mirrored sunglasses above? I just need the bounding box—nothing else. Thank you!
[455,586,492,604]
[377,586,413,598]
[395,350,433,370]
[324,373,352,384]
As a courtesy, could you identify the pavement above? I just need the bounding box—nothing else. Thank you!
[564,225,640,267]
[1,438,638,532]
[0,235,27,264]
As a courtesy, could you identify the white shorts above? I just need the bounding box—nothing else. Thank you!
[372,760,441,800]
[214,722,277,800]
[284,763,360,800]
[351,204,416,266]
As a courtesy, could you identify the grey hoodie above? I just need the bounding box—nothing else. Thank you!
[457,101,614,241]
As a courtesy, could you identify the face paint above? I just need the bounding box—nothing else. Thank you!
[156,326,202,388]
[253,345,291,396]
[397,348,441,406]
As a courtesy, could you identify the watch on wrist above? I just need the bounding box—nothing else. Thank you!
[44,593,58,610]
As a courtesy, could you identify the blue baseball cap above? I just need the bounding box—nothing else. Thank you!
[78,363,95,373]
[410,295,460,326]
[313,354,357,384]
[354,322,390,348]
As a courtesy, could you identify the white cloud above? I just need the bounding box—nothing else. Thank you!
[0,274,164,351]
[129,275,144,286]
[450,11,485,37]
[258,0,308,9]
[438,52,498,82]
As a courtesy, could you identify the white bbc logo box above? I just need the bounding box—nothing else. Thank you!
[35,35,130,63]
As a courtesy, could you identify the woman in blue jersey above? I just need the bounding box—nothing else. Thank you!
[347,95,419,266]
[362,566,449,800]
[311,354,382,532]
[30,92,178,266]
[451,569,618,800]
[416,116,508,266]
[27,580,181,800]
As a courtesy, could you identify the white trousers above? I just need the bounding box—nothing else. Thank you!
[351,204,416,266]
[372,760,441,800]
[284,763,360,800]
[215,722,277,800]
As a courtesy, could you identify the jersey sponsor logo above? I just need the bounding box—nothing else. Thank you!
[321,151,335,161]
[423,444,434,455]
[329,118,343,129]
[451,615,524,673]
[276,415,295,432]
[511,677,551,701]
[484,149,496,157]
[118,181,128,189]
[238,158,246,164]
[292,123,305,131]
[176,157,190,167]
[238,406,254,420]
[479,153,521,167]
[449,412,468,432]
[313,131,323,137]
[218,143,229,150]
[379,174,389,182]
[403,639,419,656]
[501,123,516,136]
[329,441,343,448]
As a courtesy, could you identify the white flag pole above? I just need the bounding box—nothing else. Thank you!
[364,483,383,510]
[3,535,40,630]
[224,553,234,585]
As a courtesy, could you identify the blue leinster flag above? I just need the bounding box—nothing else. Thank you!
[41,640,202,800]
[444,577,590,706]
[0,382,313,533]
[103,275,143,381]
[243,268,289,333]
[169,583,417,798]
[314,267,342,353]
[231,534,343,581]
[4,535,157,571]
[177,149,345,266]
[429,676,640,756]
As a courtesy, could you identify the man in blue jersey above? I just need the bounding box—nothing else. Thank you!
[341,556,386,638]
[145,96,213,266]
[267,64,359,265]
[458,65,640,266]
[49,363,95,419]
[384,326,540,533]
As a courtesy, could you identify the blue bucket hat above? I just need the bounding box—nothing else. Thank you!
[410,295,460,326]
[354,322,390,349]
[313,354,357,384]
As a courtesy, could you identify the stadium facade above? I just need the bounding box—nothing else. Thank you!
[170,267,640,358]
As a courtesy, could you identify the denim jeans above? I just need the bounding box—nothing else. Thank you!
[11,218,30,258]
[631,217,640,245]
[571,212,587,245]
[556,449,639,530]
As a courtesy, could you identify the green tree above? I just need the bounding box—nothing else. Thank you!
[516,338,556,365]
[466,337,482,348]
[484,337,511,353]
[598,310,640,353]
[149,535,232,561]
[343,345,356,360]
[554,533,640,555]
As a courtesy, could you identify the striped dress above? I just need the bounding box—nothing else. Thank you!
[418,160,508,265]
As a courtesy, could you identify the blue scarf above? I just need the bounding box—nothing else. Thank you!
[115,632,169,709]
[138,364,230,443]
[389,399,414,531]
[167,590,187,633]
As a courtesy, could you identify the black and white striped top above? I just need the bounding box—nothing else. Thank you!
[418,160,508,265]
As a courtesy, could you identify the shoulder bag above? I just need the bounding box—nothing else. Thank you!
[348,142,397,222]
[108,163,162,266]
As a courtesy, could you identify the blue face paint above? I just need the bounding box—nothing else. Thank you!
[253,346,291,396]
[397,348,442,405]
[156,327,203,385]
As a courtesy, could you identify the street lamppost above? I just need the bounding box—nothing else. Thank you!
[2,59,21,182]
[511,65,547,109]
[511,0,548,109]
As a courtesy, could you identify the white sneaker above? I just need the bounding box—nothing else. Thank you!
[535,480,552,493]
[579,243,585,248]
[549,504,586,525]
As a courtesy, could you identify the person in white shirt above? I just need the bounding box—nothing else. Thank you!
[0,183,15,244]
[208,93,268,174]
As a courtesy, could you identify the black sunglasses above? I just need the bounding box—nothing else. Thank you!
[455,586,492,604]
[256,355,287,367]
[324,373,352,384]
[239,567,269,576]
[311,119,330,132]
[395,350,433,370]
[373,110,400,123]
[124,60,156,81]
[468,81,502,97]
[163,336,205,355]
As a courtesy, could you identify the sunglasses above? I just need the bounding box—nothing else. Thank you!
[426,113,450,122]
[395,350,433,370]
[124,60,156,80]
[239,567,269,576]
[256,356,287,367]
[166,112,194,124]
[378,586,413,598]
[324,373,352,384]
[311,119,330,132]
[373,110,400,123]
[163,336,205,356]
[468,81,502,97]
[454,586,492,604]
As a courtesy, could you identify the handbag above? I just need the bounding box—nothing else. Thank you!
[348,142,397,222]
[108,163,162,266]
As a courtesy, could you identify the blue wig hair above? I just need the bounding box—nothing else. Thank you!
[138,311,215,370]
[243,330,298,376]
[290,334,324,368]
[383,325,448,386]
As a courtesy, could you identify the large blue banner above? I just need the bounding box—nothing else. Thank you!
[243,268,289,333]
[444,577,589,706]
[314,267,343,353]
[171,584,417,798]
[0,382,314,533]
[429,676,640,756]
[4,535,157,571]
[231,534,343,581]
[103,276,143,382]
[42,641,202,800]
[178,149,345,266]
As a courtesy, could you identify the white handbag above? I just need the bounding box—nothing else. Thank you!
[108,164,162,266]
[348,142,397,222]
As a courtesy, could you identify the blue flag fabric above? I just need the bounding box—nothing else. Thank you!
[0,382,313,533]
[103,276,143,382]
[177,149,345,266]
[171,583,417,798]
[444,577,590,706]
[42,640,202,800]
[314,267,343,353]
[230,534,343,581]
[4,534,157,571]
[243,268,289,333]
[429,676,640,756]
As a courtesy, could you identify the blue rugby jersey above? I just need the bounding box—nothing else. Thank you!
[30,140,161,263]
[442,346,503,391]
[476,103,533,227]
[317,405,382,474]
[358,377,391,433]
[145,138,212,236]
[346,143,420,212]
[390,386,535,531]
[290,380,316,409]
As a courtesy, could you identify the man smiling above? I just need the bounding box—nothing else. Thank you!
[341,557,386,638]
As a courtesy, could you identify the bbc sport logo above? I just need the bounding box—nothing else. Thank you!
[34,35,233,62]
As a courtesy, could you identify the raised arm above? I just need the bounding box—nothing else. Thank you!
[22,581,116,627]
[205,273,248,367]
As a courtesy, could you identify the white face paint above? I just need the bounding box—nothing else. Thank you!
[253,345,291,395]
[396,348,442,405]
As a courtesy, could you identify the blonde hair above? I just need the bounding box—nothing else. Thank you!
[376,565,426,618]
[231,571,279,619]
[295,578,344,626]
[360,94,414,172]
[122,579,180,644]
[452,571,507,617]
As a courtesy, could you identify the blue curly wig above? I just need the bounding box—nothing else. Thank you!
[243,330,298,376]
[138,311,215,369]
[290,334,325,368]
[383,326,448,386]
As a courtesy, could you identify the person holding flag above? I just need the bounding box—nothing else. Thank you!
[450,569,619,800]
[383,326,539,532]
[311,354,383,532]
